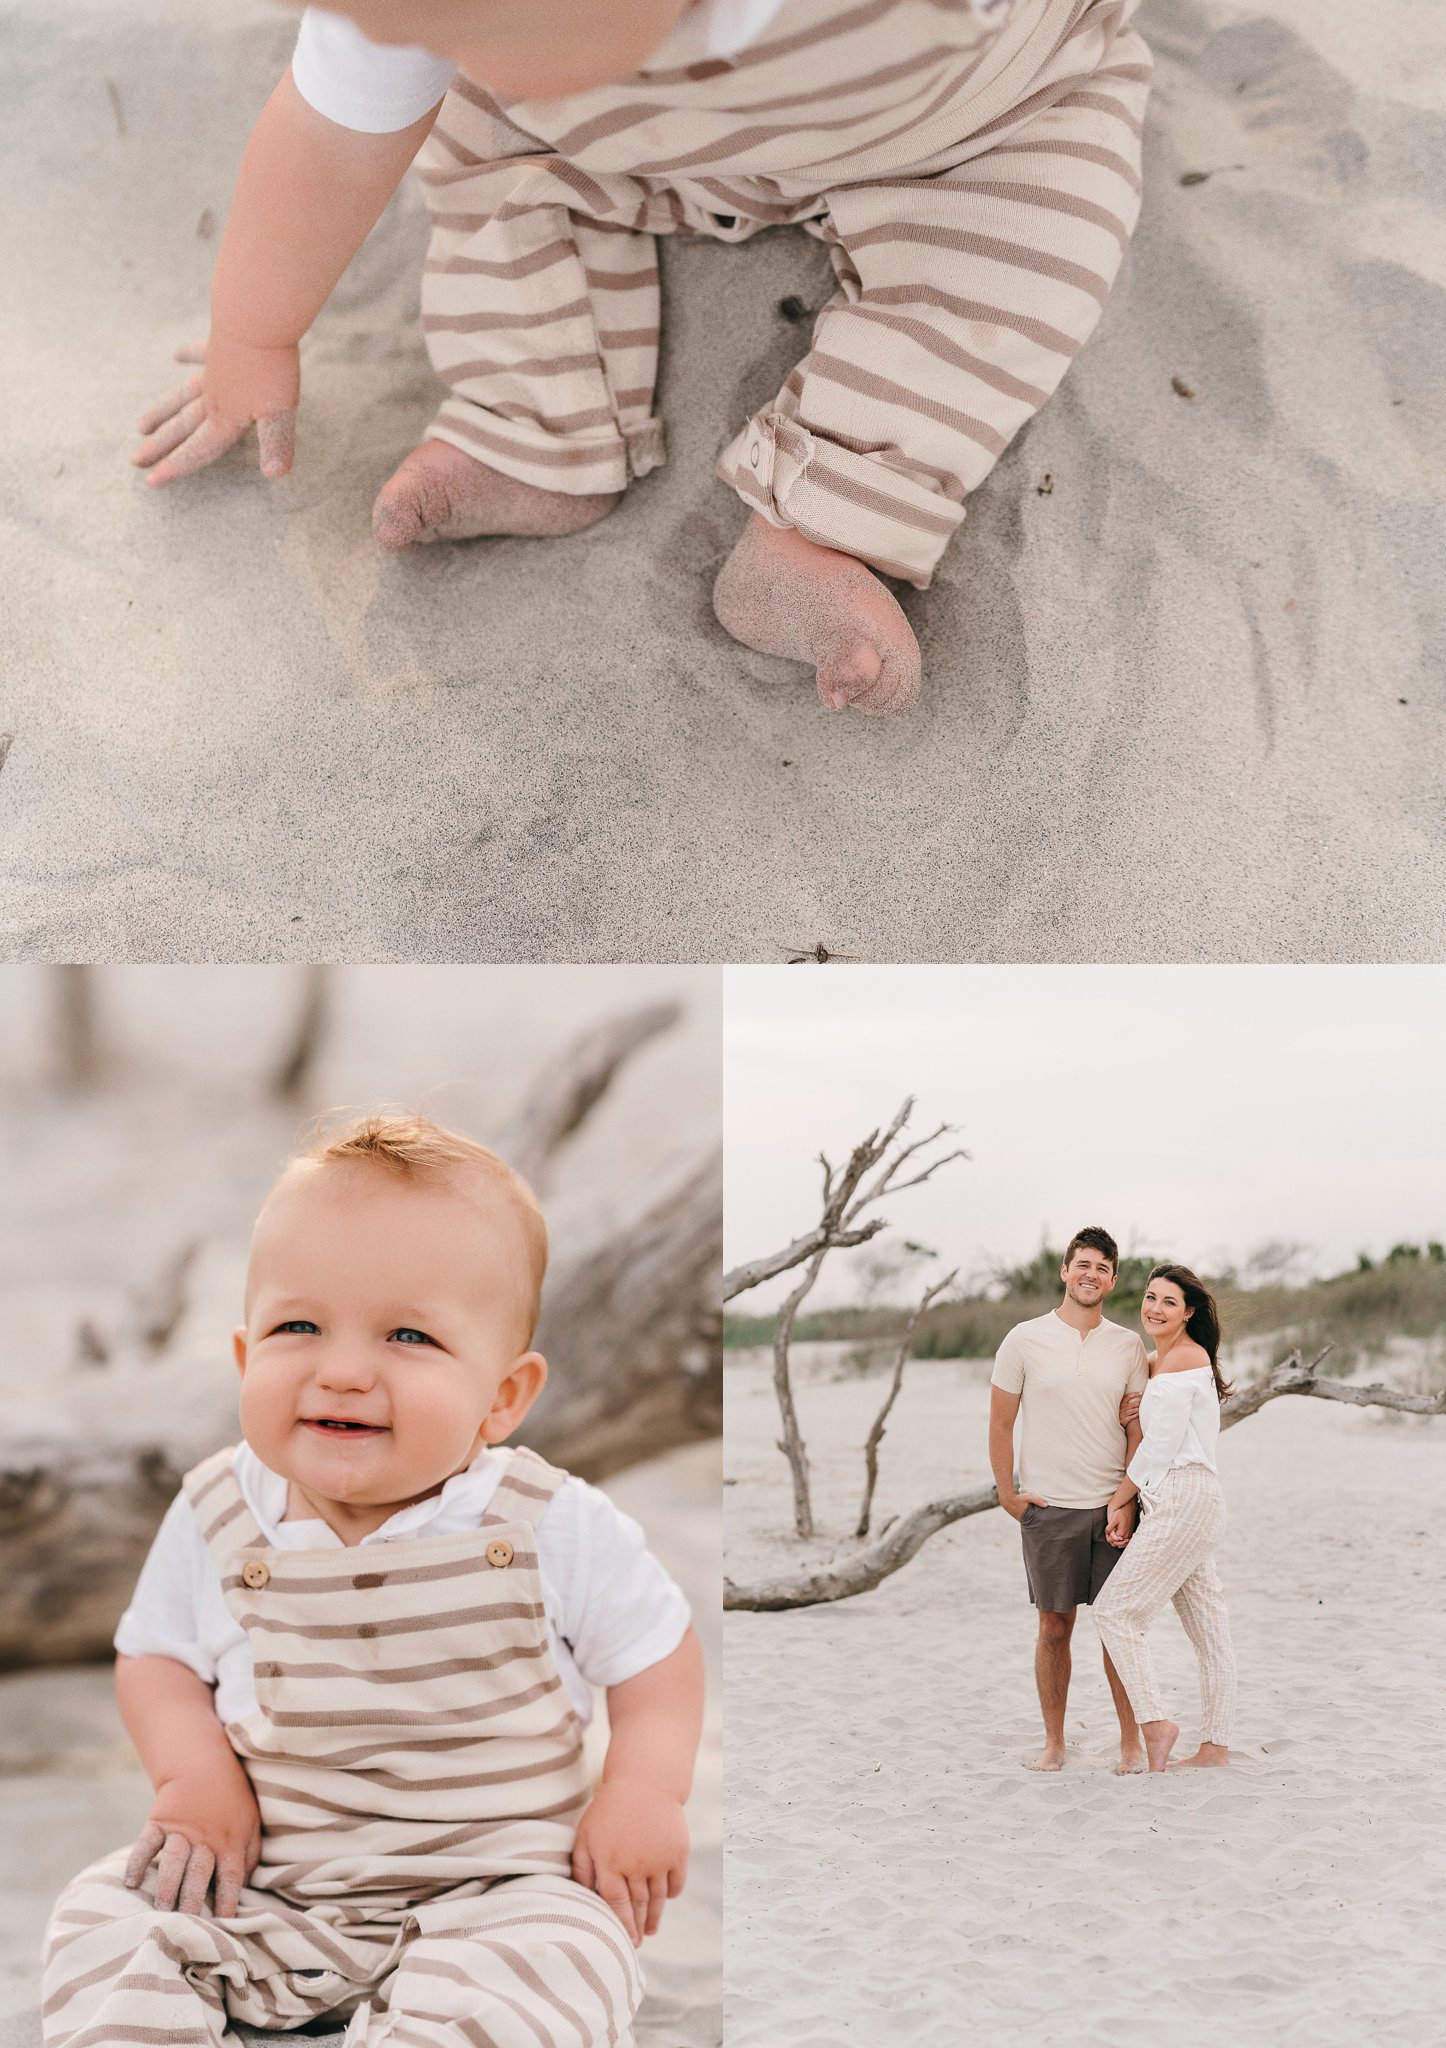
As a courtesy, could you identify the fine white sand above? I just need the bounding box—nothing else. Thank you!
[724,1345,1446,2046]
[3,0,1444,962]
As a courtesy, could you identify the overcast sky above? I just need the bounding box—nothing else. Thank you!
[724,966,1446,1310]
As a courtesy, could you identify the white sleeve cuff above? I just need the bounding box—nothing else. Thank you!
[292,8,454,134]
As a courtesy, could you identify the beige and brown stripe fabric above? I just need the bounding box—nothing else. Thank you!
[41,1446,642,2048]
[415,0,1151,585]
[1093,1463,1238,1744]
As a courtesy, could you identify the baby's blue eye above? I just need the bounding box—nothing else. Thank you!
[391,1328,436,1347]
[275,1320,319,1335]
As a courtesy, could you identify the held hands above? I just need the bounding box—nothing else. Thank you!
[571,1779,689,1949]
[123,1766,262,1918]
[1105,1501,1136,1548]
[132,336,299,488]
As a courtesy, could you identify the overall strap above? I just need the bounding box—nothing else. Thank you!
[182,1445,268,1558]
[480,1445,569,1532]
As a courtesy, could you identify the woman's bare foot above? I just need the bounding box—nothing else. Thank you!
[1142,1719,1180,1772]
[1115,1740,1147,1775]
[1026,1743,1066,1773]
[373,439,620,551]
[1167,1743,1229,1770]
[712,515,922,716]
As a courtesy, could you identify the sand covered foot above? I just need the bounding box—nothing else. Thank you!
[1116,1742,1147,1775]
[1143,1720,1180,1772]
[373,439,620,550]
[1167,1743,1229,1770]
[1027,1744,1066,1773]
[712,515,922,716]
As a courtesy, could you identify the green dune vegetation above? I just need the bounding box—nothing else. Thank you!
[723,1242,1446,1377]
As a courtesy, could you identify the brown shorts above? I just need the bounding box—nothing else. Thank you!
[1020,1503,1123,1612]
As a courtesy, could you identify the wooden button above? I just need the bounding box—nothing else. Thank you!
[241,1560,270,1589]
[485,1539,515,1569]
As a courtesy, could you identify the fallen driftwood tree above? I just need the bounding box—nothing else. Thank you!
[0,999,720,1668]
[724,1347,1446,1611]
[727,1097,968,1540]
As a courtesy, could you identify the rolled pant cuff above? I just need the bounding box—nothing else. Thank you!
[430,399,665,495]
[715,410,964,589]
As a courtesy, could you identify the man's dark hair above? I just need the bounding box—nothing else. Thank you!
[1063,1225,1119,1272]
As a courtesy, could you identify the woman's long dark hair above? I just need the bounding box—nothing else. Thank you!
[1147,1263,1234,1402]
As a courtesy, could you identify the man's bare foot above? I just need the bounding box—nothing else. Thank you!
[1026,1744,1066,1773]
[1142,1720,1180,1773]
[1167,1743,1229,1770]
[1115,1741,1147,1776]
[373,439,620,551]
[712,514,922,716]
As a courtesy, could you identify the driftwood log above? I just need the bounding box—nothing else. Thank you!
[724,1347,1446,1612]
[728,1097,969,1541]
[0,1002,719,1668]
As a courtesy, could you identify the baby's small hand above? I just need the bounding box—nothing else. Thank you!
[132,336,299,489]
[124,1766,262,1917]
[571,1781,689,1948]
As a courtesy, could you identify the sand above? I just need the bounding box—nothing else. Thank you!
[3,0,1444,962]
[724,1345,1446,2046]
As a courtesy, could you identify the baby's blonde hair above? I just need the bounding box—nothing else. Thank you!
[286,1110,548,1346]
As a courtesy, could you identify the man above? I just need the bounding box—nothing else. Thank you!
[989,1227,1148,1774]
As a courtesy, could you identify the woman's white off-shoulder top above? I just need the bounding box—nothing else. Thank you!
[1126,1366,1221,1503]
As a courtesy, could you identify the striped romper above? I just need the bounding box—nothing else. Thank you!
[416,0,1152,586]
[41,1447,643,2048]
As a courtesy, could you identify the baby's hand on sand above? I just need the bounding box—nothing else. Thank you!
[124,1766,262,1917]
[132,336,299,488]
[571,1781,689,1948]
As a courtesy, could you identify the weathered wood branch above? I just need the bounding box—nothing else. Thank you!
[724,1098,969,1546]
[269,965,331,1102]
[855,1270,958,1540]
[725,1347,1445,1612]
[495,998,682,1192]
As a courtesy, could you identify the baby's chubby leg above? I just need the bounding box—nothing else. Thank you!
[367,1874,643,2048]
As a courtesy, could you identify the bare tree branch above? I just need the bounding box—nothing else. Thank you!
[269,965,331,1102]
[51,966,103,1090]
[495,998,682,1192]
[856,1270,958,1539]
[723,1219,884,1303]
[725,1347,1446,1612]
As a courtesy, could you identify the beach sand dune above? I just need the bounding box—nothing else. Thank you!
[725,1350,1446,2046]
[2,0,1443,961]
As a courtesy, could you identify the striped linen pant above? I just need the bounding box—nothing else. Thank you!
[41,1860,641,2048]
[1093,1464,1238,1744]
[416,0,1152,586]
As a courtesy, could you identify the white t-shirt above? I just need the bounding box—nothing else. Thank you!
[992,1310,1148,1511]
[114,1443,690,1728]
[291,0,792,134]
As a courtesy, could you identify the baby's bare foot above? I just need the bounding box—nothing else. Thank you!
[1143,1720,1180,1772]
[1167,1743,1229,1770]
[1026,1744,1066,1773]
[373,439,620,551]
[712,515,922,716]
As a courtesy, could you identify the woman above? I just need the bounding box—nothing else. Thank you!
[1094,1264,1238,1772]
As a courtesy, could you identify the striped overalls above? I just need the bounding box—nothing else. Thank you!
[41,1448,642,2048]
[415,0,1151,585]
